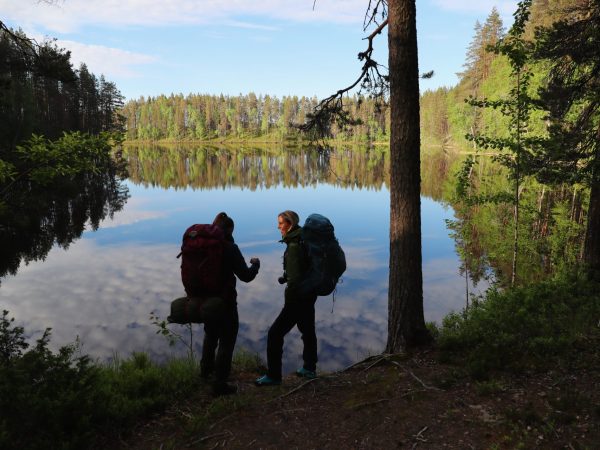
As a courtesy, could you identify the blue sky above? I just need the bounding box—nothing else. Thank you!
[1,0,518,101]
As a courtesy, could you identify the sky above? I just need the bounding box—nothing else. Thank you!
[1,0,519,102]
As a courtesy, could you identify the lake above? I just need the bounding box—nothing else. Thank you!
[0,145,485,373]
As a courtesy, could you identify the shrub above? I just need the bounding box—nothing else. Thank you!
[0,312,101,450]
[437,275,600,378]
[0,311,202,450]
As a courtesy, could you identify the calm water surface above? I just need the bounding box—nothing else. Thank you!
[0,146,484,373]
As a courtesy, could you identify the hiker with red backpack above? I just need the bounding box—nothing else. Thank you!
[179,212,260,395]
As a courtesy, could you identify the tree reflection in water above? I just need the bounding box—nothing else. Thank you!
[123,144,390,191]
[0,155,129,281]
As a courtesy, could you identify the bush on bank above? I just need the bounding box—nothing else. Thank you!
[436,274,600,378]
[0,310,203,450]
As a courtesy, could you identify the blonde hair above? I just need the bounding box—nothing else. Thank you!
[278,210,300,227]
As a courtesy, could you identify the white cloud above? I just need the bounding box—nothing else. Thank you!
[224,20,281,32]
[1,0,367,33]
[57,39,157,78]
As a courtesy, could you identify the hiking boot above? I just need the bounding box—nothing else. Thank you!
[295,367,317,379]
[212,381,237,396]
[254,375,281,387]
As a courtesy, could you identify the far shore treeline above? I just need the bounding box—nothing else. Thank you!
[120,93,390,143]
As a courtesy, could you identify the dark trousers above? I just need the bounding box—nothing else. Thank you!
[201,305,239,383]
[267,295,318,380]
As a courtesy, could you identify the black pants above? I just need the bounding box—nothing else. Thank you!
[267,295,318,380]
[201,305,238,383]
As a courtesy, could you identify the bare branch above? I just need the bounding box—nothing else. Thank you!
[363,0,388,31]
[0,20,68,73]
[0,20,39,53]
[299,2,430,144]
[297,19,389,140]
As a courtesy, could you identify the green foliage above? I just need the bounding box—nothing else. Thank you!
[14,132,113,185]
[532,0,600,185]
[150,310,196,360]
[0,310,28,364]
[0,159,15,184]
[456,1,552,286]
[0,314,101,450]
[97,353,201,428]
[437,276,600,378]
[0,311,202,450]
[547,199,586,275]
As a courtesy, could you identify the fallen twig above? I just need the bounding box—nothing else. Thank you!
[208,413,235,430]
[351,398,390,409]
[276,377,319,400]
[411,426,429,448]
[399,388,426,398]
[361,356,388,372]
[342,352,406,373]
[389,360,443,391]
[189,430,232,446]
[269,408,307,416]
[341,355,382,372]
[414,426,428,441]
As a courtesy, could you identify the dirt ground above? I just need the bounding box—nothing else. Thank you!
[114,346,599,450]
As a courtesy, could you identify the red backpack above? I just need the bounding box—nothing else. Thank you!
[178,224,225,297]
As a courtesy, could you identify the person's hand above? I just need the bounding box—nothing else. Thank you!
[250,257,260,268]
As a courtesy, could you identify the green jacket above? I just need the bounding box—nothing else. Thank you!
[281,226,308,292]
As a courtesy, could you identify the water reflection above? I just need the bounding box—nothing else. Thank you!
[124,144,390,191]
[0,145,484,373]
[0,155,129,281]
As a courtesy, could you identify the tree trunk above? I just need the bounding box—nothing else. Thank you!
[584,170,600,281]
[385,0,432,353]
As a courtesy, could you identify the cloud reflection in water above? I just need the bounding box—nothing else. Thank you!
[0,227,481,373]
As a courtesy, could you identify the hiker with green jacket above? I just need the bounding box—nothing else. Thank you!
[255,210,318,386]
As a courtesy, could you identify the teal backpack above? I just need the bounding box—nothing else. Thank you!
[300,213,346,296]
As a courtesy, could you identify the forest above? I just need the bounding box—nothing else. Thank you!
[120,92,390,142]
